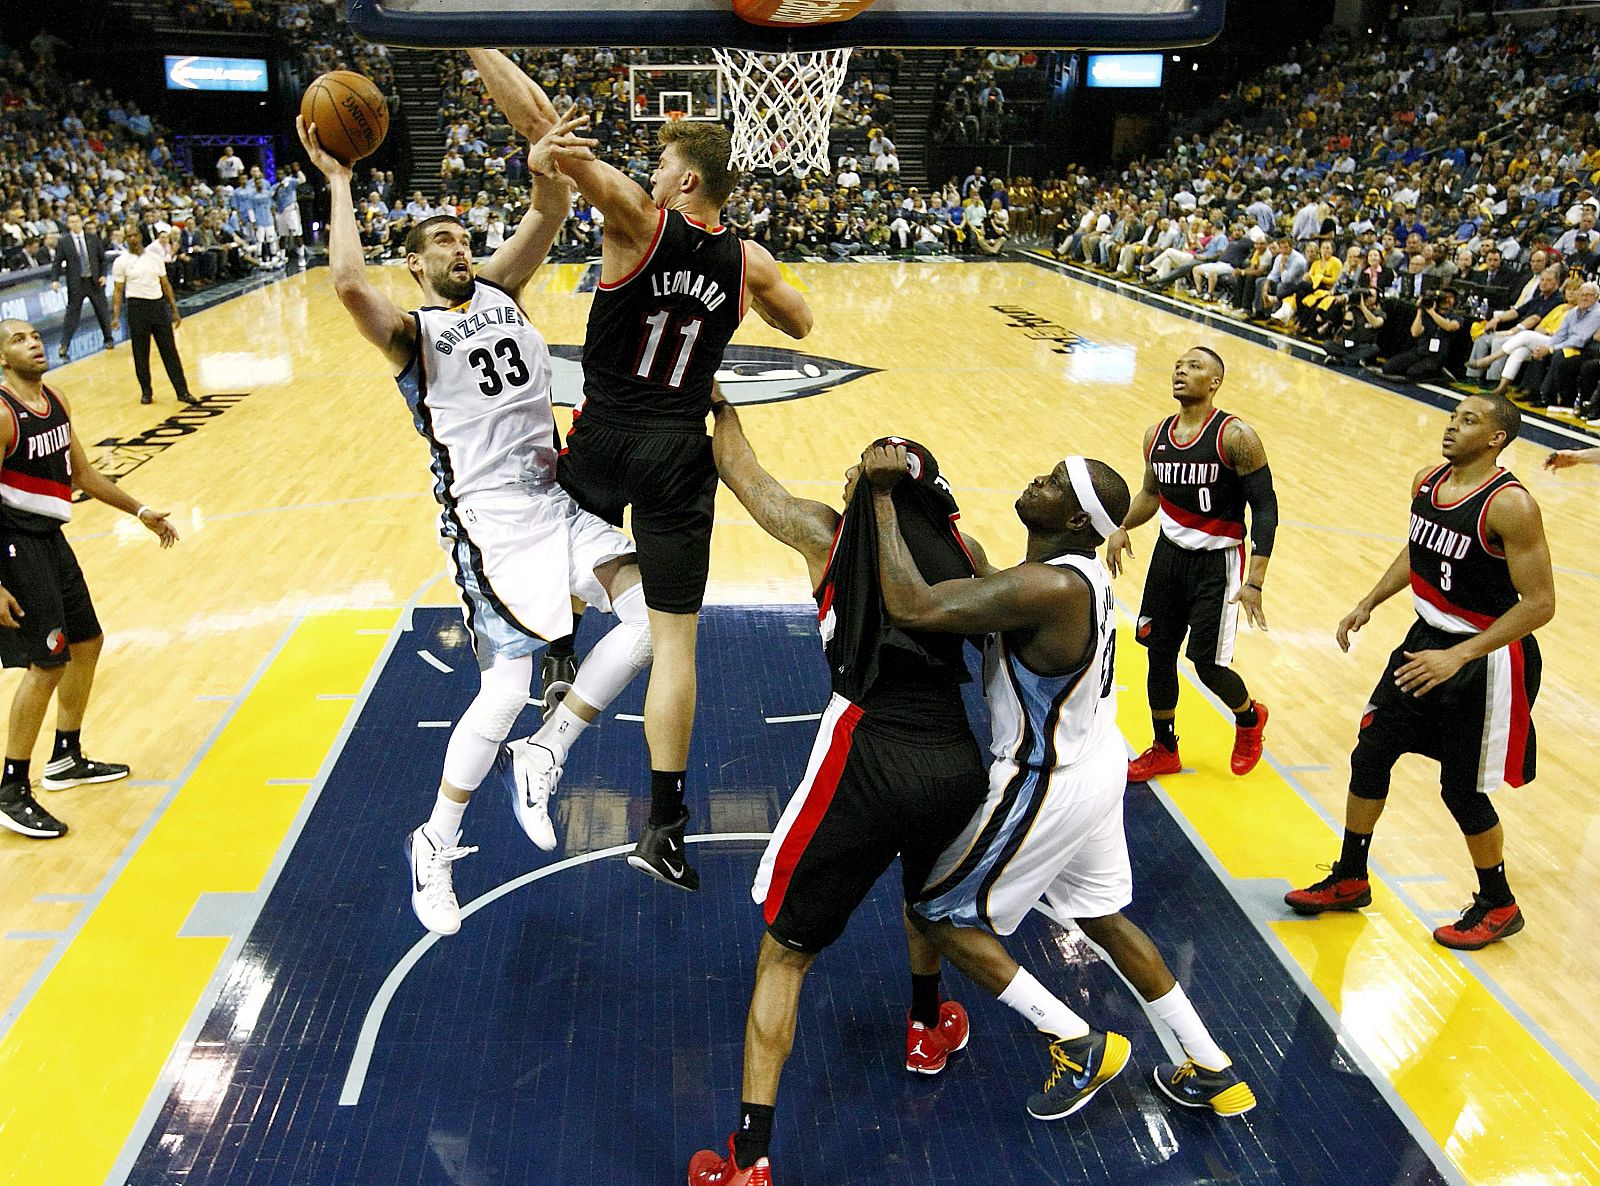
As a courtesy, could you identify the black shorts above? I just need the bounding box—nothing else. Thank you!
[557,416,717,615]
[1350,619,1540,797]
[0,530,102,670]
[753,695,989,955]
[1135,534,1245,666]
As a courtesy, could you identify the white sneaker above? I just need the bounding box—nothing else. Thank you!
[405,825,477,935]
[508,738,561,851]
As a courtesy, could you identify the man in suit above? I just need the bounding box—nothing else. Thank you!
[52,215,115,359]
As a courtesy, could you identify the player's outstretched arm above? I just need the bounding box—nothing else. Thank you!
[478,112,597,293]
[742,240,813,339]
[1105,424,1161,577]
[1546,445,1600,469]
[468,49,558,141]
[297,117,413,369]
[61,416,178,547]
[864,444,1075,634]
[710,387,838,577]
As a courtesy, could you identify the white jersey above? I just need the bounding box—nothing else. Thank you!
[395,278,557,505]
[984,552,1120,770]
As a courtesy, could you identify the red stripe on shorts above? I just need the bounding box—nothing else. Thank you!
[1503,639,1531,787]
[762,701,863,926]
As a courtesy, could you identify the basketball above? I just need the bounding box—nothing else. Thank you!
[299,71,389,165]
[731,0,879,27]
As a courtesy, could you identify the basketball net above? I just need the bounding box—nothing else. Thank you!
[711,47,853,176]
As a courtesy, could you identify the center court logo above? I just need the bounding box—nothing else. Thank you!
[548,345,876,408]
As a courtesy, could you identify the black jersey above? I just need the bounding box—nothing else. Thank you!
[1147,408,1247,551]
[581,208,745,431]
[1408,464,1525,635]
[0,384,73,533]
[815,458,975,740]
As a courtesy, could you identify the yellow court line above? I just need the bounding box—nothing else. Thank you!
[0,609,395,1186]
[776,262,810,292]
[1114,623,1600,1186]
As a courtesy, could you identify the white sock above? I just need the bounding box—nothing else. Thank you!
[997,967,1090,1040]
[424,792,468,847]
[532,701,588,763]
[1149,983,1229,1070]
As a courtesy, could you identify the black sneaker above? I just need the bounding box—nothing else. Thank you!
[1026,1030,1131,1120]
[41,754,131,791]
[0,781,68,838]
[539,651,578,722]
[626,808,699,891]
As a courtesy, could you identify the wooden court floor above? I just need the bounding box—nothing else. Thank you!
[1,257,1597,1185]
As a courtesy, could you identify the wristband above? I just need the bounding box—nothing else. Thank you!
[135,505,151,522]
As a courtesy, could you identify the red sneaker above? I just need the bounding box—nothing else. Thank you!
[1229,701,1269,776]
[688,1137,772,1186]
[1433,895,1524,950]
[905,1000,970,1074]
[1284,866,1372,915]
[1128,740,1181,783]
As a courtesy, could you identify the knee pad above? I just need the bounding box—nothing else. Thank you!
[461,655,534,741]
[1440,784,1498,835]
[610,582,653,669]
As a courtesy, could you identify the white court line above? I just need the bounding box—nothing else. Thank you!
[765,713,823,724]
[417,650,452,674]
[613,713,645,722]
[417,721,453,729]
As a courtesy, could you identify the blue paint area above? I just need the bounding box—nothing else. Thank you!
[127,606,1446,1186]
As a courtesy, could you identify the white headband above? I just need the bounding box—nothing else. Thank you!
[1064,456,1119,539]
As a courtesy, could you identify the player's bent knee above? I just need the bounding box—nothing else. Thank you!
[1441,784,1498,835]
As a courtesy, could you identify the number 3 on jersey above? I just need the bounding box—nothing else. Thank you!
[467,338,531,398]
[634,310,704,389]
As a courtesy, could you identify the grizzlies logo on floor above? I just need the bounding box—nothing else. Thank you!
[549,345,877,408]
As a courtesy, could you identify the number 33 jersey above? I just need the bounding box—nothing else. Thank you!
[984,553,1121,771]
[396,278,558,505]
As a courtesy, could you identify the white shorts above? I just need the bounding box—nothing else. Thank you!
[274,205,303,237]
[442,484,634,669]
[915,738,1132,935]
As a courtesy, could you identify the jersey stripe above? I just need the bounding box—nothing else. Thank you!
[596,208,668,291]
[1158,496,1247,540]
[1409,571,1496,634]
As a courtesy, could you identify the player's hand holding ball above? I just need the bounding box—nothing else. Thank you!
[296,116,352,182]
[862,443,910,491]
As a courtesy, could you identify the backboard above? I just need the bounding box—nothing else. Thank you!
[346,0,1226,51]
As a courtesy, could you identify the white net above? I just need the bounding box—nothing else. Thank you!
[711,47,853,177]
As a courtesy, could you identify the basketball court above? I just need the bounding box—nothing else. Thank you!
[1,250,1596,1185]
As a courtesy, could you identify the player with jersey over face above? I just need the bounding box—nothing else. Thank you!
[1287,396,1554,951]
[1106,346,1279,782]
[866,445,1255,1128]
[468,50,813,894]
[298,113,656,936]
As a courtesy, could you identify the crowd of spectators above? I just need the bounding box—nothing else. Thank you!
[1,29,309,289]
[1035,13,1600,421]
[934,48,1043,146]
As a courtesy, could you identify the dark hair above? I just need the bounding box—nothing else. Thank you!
[404,214,465,257]
[1192,345,1226,378]
[658,121,739,206]
[1477,394,1521,445]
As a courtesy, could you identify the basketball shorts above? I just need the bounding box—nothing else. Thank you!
[274,205,303,238]
[0,530,102,670]
[557,416,718,615]
[443,484,634,671]
[1135,534,1244,666]
[752,694,989,955]
[915,736,1132,935]
[1351,618,1540,798]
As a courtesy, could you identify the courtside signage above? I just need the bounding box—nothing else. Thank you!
[164,56,270,93]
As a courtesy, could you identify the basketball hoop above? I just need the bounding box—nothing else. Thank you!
[711,47,852,176]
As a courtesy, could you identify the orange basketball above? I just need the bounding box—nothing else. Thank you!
[732,0,879,26]
[300,71,389,165]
